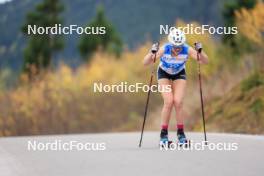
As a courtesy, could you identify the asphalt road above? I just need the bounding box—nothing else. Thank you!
[0,132,263,176]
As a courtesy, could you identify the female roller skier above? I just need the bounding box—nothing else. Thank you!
[143,28,209,145]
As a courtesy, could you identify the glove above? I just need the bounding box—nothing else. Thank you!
[194,42,202,53]
[151,43,159,54]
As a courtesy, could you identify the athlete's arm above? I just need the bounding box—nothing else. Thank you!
[143,46,164,66]
[188,47,209,64]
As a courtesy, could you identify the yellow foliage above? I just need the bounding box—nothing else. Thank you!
[0,20,224,136]
[235,2,264,46]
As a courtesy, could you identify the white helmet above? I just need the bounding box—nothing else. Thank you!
[168,28,186,46]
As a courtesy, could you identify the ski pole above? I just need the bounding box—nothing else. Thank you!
[196,47,208,145]
[139,42,159,147]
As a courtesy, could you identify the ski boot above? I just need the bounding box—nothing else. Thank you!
[177,129,190,147]
[159,129,172,147]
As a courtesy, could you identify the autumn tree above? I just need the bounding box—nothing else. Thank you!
[235,2,264,46]
[222,0,257,53]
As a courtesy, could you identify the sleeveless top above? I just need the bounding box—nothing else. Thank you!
[159,43,189,75]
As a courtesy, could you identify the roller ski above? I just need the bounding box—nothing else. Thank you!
[159,129,173,148]
[177,129,190,148]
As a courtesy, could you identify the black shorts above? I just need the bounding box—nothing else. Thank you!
[157,67,186,80]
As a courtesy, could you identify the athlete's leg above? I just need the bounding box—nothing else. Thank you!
[172,79,187,126]
[158,78,173,143]
[158,78,173,127]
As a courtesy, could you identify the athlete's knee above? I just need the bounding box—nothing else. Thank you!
[163,96,174,109]
[173,98,183,109]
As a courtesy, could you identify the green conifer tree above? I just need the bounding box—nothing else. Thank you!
[21,0,64,75]
[79,5,123,62]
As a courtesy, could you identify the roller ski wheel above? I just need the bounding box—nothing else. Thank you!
[177,139,191,148]
[159,139,173,148]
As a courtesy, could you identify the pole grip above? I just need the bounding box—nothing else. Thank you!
[151,42,160,63]
[194,42,202,53]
